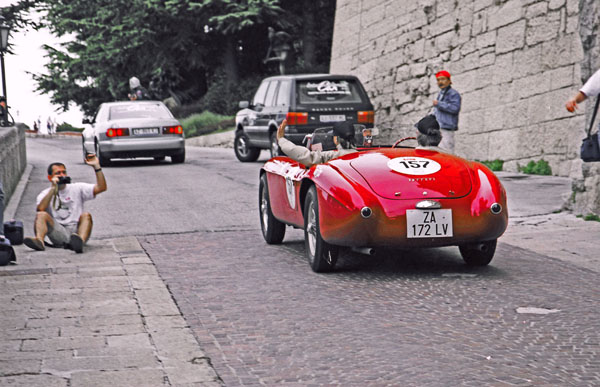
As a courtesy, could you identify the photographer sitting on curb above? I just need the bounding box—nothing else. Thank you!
[415,114,448,153]
[277,119,358,167]
[23,155,107,253]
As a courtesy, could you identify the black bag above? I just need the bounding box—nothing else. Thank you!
[0,237,15,266]
[581,98,600,162]
[4,220,24,245]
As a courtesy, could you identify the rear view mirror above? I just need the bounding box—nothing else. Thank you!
[239,101,249,109]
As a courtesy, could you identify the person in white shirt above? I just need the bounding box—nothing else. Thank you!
[23,155,107,253]
[566,69,600,112]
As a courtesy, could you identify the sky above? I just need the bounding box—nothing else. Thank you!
[1,1,84,128]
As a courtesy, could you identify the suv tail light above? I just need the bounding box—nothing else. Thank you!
[357,111,374,124]
[163,125,183,134]
[286,112,308,125]
[106,128,130,137]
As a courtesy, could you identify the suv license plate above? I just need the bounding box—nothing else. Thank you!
[319,115,345,123]
[406,209,453,238]
[133,128,159,135]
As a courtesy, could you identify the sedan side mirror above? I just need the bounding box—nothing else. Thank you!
[239,101,249,109]
[82,118,91,124]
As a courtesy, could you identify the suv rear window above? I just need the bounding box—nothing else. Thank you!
[297,79,364,104]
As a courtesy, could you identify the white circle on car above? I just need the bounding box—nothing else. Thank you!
[388,157,441,175]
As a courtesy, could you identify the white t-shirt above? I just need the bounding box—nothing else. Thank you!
[580,69,600,97]
[37,183,95,227]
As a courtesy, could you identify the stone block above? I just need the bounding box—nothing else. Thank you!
[21,336,106,351]
[488,127,521,160]
[526,12,560,46]
[70,369,165,387]
[514,73,550,99]
[0,374,67,387]
[455,132,490,160]
[566,0,578,15]
[502,100,529,129]
[548,65,575,90]
[512,45,542,78]
[541,33,583,69]
[474,0,493,13]
[488,0,524,31]
[496,20,526,54]
[526,2,548,18]
[526,88,574,125]
[549,0,566,10]
[491,52,514,85]
[362,3,385,28]
[435,30,456,53]
[483,106,505,131]
[476,30,496,49]
[106,333,153,349]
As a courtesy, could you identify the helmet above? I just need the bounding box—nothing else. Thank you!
[129,77,141,89]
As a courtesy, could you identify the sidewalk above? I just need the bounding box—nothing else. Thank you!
[1,170,221,386]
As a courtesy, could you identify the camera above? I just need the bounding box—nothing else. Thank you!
[57,176,71,185]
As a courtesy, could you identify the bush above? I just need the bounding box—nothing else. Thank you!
[478,159,504,171]
[198,74,264,115]
[56,122,84,133]
[518,159,552,175]
[181,111,234,138]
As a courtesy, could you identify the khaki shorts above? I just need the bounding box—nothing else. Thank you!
[48,221,79,247]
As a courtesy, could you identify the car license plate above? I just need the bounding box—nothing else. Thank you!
[319,114,345,122]
[406,209,453,238]
[133,127,159,135]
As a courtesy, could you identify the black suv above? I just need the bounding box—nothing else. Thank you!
[234,74,374,162]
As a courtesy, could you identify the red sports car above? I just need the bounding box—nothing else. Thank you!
[259,130,508,272]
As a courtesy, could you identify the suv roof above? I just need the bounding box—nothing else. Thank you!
[260,74,361,82]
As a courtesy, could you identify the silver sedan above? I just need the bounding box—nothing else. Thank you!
[82,101,185,166]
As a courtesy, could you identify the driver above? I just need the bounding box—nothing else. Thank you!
[277,119,358,167]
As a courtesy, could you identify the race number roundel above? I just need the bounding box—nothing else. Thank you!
[388,157,441,175]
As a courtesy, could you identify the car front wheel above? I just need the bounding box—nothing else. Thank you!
[259,174,286,244]
[459,239,497,266]
[304,186,338,273]
[234,131,260,162]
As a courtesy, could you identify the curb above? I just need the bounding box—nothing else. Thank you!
[4,164,33,221]
[186,130,234,148]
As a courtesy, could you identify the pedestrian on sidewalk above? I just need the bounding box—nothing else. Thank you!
[24,155,107,253]
[432,70,461,153]
[566,68,600,112]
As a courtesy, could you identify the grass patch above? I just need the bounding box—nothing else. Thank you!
[56,122,84,133]
[478,159,504,171]
[583,213,600,222]
[181,111,234,138]
[518,159,552,175]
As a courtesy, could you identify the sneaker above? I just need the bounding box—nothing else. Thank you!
[24,237,45,251]
[69,234,84,254]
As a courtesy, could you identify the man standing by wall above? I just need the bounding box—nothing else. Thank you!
[432,70,461,153]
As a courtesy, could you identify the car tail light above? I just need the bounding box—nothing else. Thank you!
[106,128,129,137]
[357,111,374,124]
[286,112,308,125]
[163,125,183,134]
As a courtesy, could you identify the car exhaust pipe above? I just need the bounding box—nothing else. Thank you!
[475,243,488,252]
[352,247,375,255]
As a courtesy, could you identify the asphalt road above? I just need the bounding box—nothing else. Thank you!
[17,136,600,386]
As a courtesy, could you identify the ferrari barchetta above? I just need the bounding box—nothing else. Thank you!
[259,127,508,272]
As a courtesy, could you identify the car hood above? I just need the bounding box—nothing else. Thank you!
[346,148,473,200]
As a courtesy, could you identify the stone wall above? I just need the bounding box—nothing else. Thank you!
[0,125,27,208]
[330,0,592,178]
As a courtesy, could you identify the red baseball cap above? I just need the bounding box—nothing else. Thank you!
[435,70,451,79]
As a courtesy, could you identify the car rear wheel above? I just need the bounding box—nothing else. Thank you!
[459,239,497,266]
[171,149,185,164]
[304,186,338,273]
[234,131,260,162]
[269,131,280,158]
[95,140,111,166]
[259,174,286,244]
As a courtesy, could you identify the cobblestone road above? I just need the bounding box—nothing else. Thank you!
[141,231,600,386]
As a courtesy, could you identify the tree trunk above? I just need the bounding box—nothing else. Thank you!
[302,1,316,71]
[223,36,239,87]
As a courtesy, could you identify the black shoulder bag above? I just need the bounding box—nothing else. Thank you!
[581,97,600,162]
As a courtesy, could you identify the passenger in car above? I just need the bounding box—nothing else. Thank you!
[277,119,358,167]
[415,115,448,153]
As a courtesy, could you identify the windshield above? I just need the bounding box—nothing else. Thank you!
[109,103,172,120]
[296,79,365,104]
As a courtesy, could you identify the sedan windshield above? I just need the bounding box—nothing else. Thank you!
[109,103,172,120]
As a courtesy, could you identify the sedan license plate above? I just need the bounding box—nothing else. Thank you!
[406,209,453,238]
[133,127,159,135]
[319,114,346,123]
